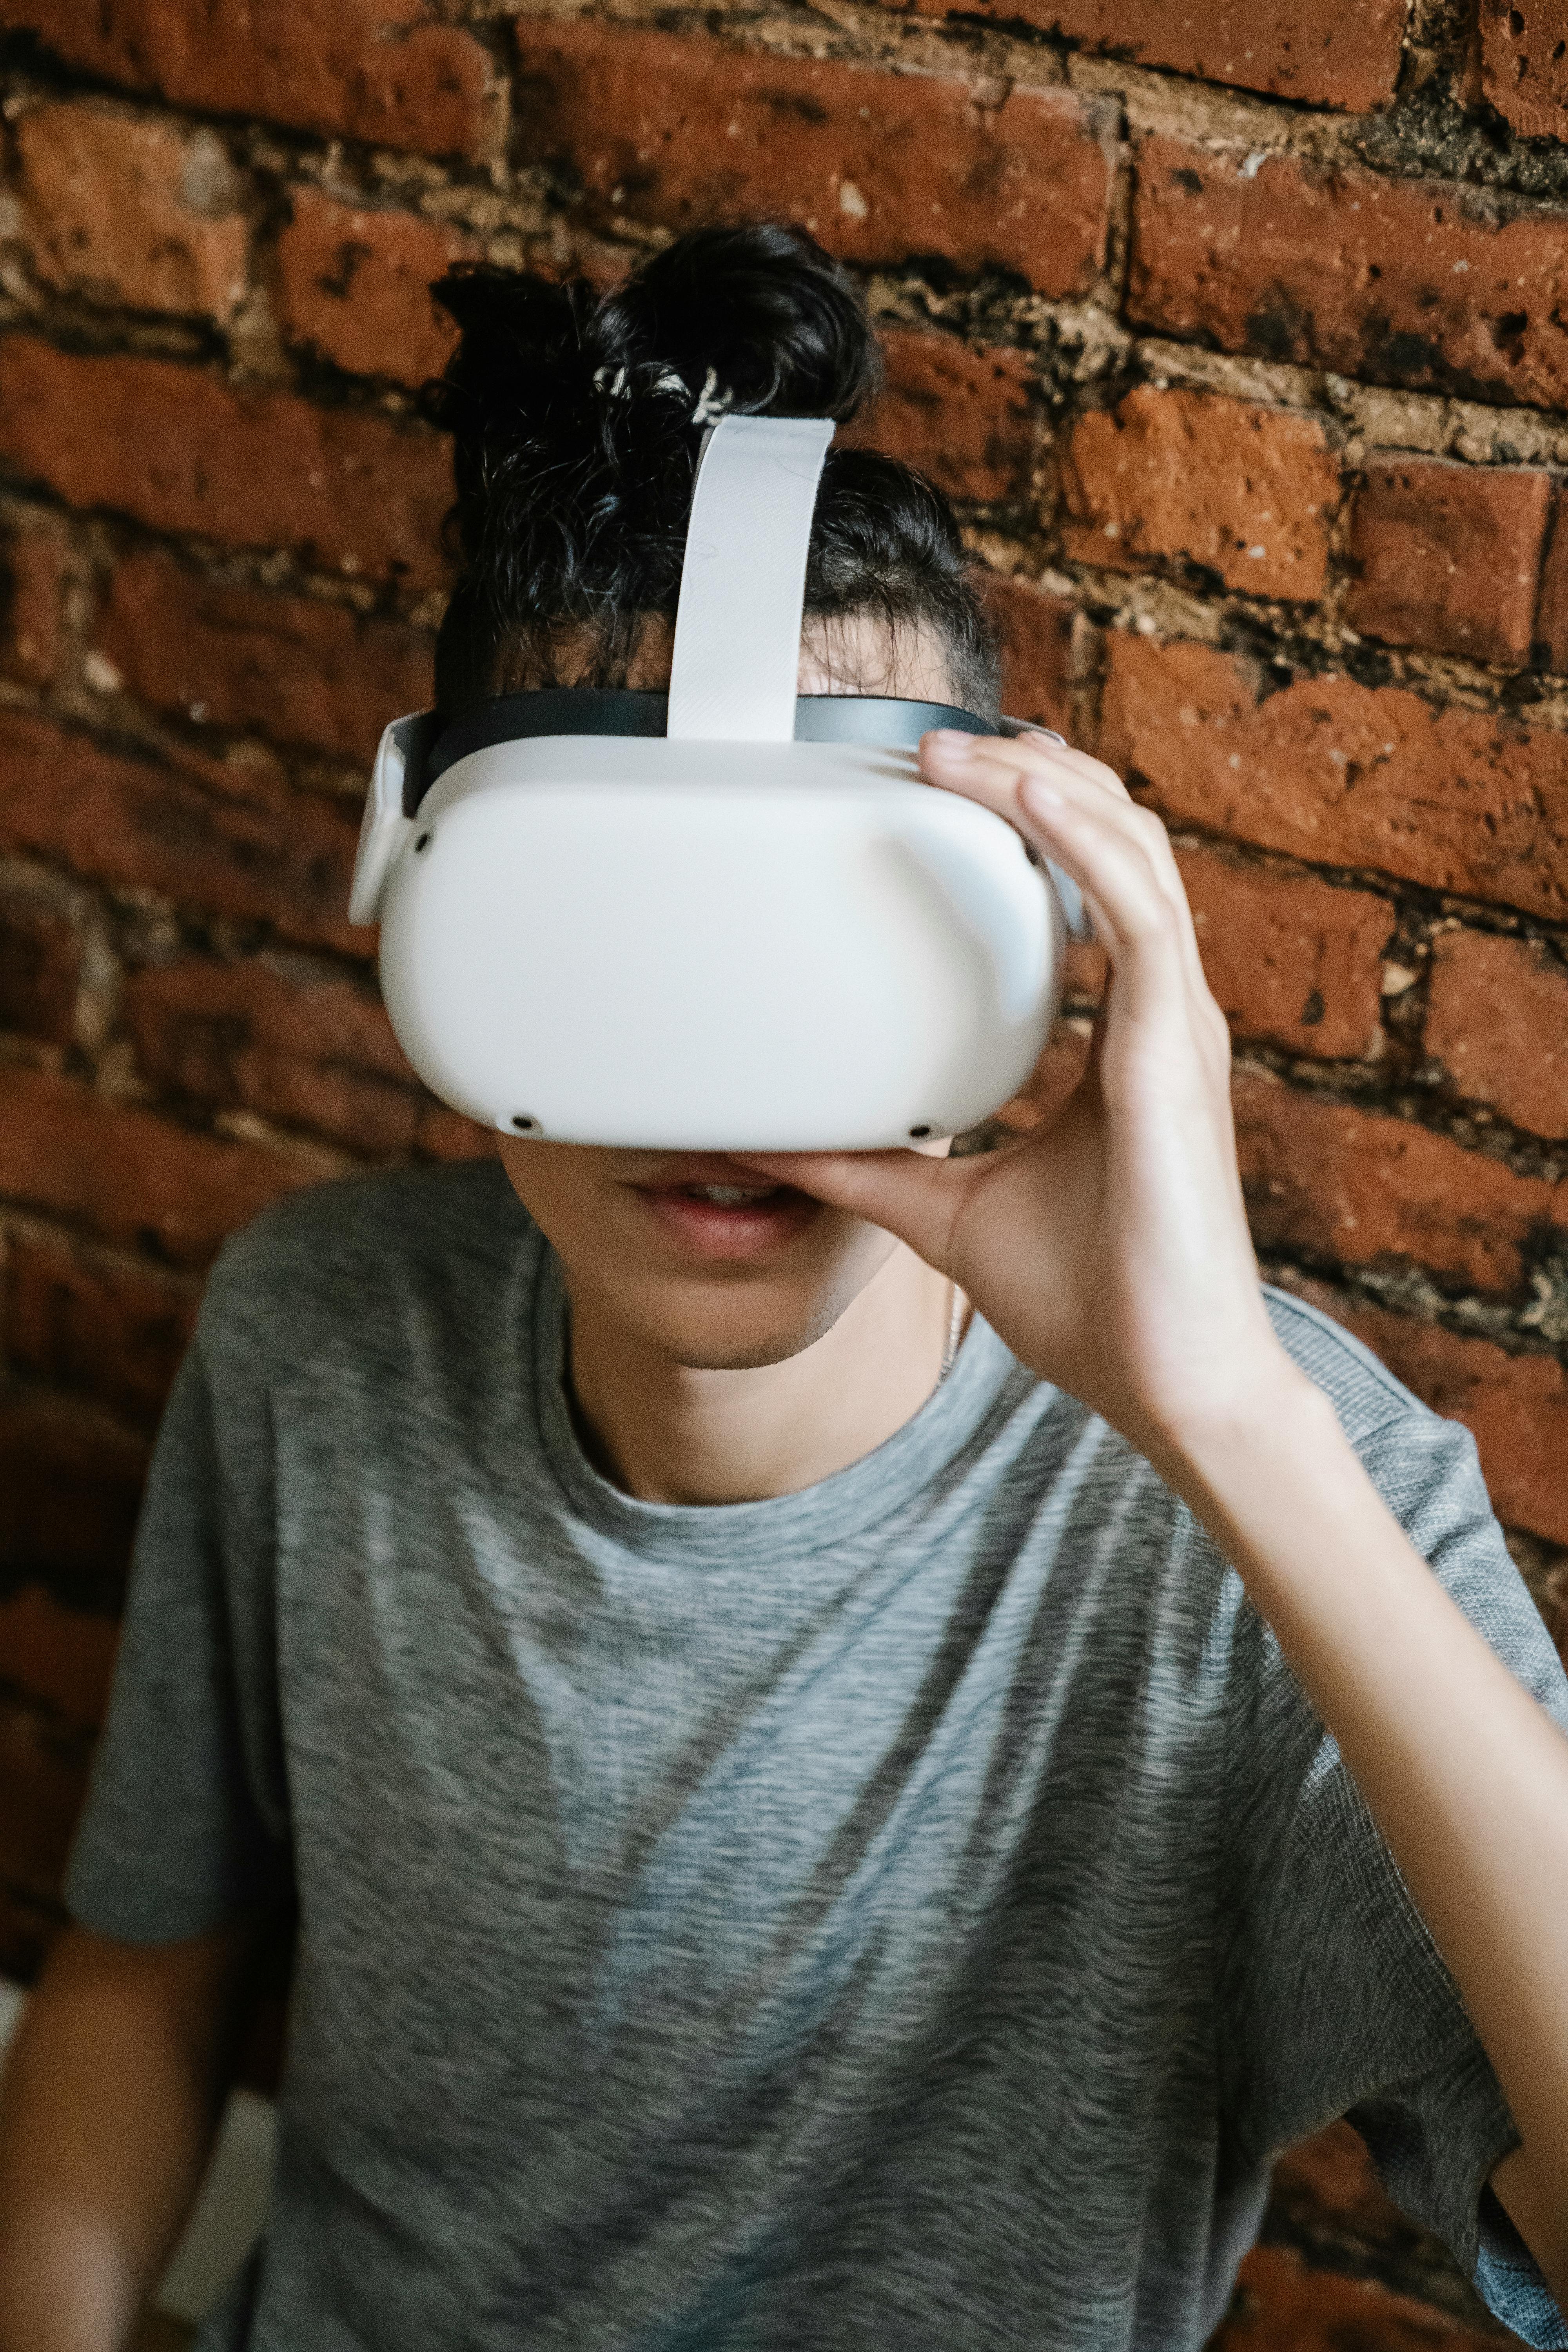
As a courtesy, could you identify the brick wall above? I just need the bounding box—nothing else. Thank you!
[0,2,1563,2341]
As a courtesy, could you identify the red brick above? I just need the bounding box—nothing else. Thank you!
[1099,632,1568,924]
[0,1063,323,1268]
[1060,387,1337,601]
[1215,2242,1505,2350]
[1281,1282,1568,1547]
[123,955,445,1156]
[276,187,475,387]
[96,551,432,766]
[1233,1067,1568,1294]
[898,0,1404,112]
[512,22,1114,298]
[0,880,79,1045]
[0,512,66,686]
[1269,2120,1401,2243]
[4,1237,198,1426]
[1534,491,1568,673]
[1174,846,1390,1060]
[15,102,247,321]
[0,1684,92,1902]
[0,0,498,161]
[985,575,1076,734]
[0,1586,118,1730]
[839,330,1036,504]
[1477,0,1568,142]
[0,339,451,589]
[1347,456,1552,669]
[1129,136,1568,410]
[1424,929,1568,1142]
[0,711,362,954]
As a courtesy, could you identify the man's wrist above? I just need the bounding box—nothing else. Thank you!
[1148,1359,1343,1513]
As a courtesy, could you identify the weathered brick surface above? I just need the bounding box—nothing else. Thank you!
[985,575,1077,734]
[0,1394,148,1605]
[96,551,432,765]
[0,878,80,1045]
[1175,844,1390,1060]
[276,187,474,387]
[1233,1067,1568,1294]
[1425,929,1568,1141]
[1129,136,1568,410]
[0,712,362,953]
[840,330,1036,505]
[1534,493,1568,674]
[1100,631,1568,923]
[0,512,65,686]
[1264,2110,1547,2330]
[0,1586,118,1731]
[0,1063,322,1268]
[899,0,1405,111]
[0,339,452,588]
[0,0,499,160]
[1213,2243,1506,2350]
[124,955,445,1155]
[1476,0,1568,142]
[1287,1285,1568,1547]
[1347,456,1553,669]
[512,22,1114,296]
[4,1238,198,1426]
[15,102,247,320]
[1060,387,1338,601]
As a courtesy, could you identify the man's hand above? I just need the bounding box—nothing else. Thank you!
[738,725,1307,1468]
[742,727,1568,2318]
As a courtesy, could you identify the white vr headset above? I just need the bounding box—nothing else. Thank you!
[349,413,1090,1151]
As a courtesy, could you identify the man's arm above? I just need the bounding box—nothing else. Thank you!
[0,1918,256,2352]
[1175,1389,1568,2319]
[740,724,1568,2321]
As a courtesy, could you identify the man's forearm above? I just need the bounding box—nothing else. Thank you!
[1170,1376,1568,2311]
[0,1924,247,2352]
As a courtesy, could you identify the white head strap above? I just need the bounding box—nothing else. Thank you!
[665,413,834,744]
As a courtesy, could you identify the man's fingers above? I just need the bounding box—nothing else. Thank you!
[922,732,1216,1016]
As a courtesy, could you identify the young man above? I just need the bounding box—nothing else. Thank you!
[1,229,1565,2350]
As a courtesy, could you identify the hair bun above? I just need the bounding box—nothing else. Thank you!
[596,222,880,424]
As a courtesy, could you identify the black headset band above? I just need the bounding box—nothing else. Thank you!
[412,691,992,813]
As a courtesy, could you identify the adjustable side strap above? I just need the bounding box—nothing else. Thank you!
[666,414,835,743]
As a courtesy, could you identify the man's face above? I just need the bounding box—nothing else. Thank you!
[497,611,962,1371]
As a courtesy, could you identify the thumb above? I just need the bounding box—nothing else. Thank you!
[730,1148,975,1272]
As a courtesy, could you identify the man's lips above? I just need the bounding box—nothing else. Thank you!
[625,1159,821,1260]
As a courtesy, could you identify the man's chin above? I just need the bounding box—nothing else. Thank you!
[664,1318,838,1374]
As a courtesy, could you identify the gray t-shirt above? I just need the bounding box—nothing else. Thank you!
[67,1159,1568,2352]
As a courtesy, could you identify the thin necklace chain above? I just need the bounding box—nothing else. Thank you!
[938,1280,965,1384]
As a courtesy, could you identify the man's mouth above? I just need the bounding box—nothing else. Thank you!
[626,1165,818,1260]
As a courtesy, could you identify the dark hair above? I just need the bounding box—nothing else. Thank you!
[422,223,1001,722]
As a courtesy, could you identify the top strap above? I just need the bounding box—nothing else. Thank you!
[666,415,835,744]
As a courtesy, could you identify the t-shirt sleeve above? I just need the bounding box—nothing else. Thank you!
[65,1303,292,1943]
[1218,1401,1568,2350]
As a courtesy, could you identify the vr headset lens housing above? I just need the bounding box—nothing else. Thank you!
[350,414,1087,1151]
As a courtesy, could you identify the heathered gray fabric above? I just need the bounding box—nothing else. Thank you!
[67,1158,1568,2352]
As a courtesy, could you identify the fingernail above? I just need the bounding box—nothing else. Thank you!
[928,729,976,758]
